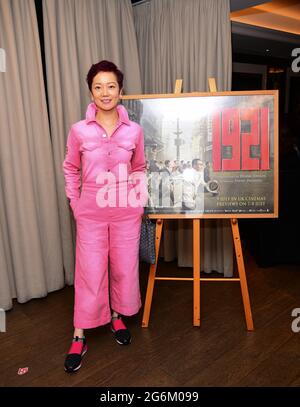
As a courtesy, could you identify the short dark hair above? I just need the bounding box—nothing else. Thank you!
[192,158,202,167]
[86,60,124,91]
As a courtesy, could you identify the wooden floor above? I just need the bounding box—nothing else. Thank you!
[1,249,300,387]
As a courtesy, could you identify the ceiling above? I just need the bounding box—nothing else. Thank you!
[231,0,300,35]
[131,0,268,11]
[231,1,300,58]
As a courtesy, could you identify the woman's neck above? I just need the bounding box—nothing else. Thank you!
[95,107,119,137]
[96,108,119,127]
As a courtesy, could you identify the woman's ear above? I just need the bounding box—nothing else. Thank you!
[119,88,123,97]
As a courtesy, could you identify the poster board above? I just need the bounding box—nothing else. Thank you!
[122,90,278,219]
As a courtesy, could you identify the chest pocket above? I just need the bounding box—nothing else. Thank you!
[117,141,135,151]
[115,141,136,163]
[81,141,101,152]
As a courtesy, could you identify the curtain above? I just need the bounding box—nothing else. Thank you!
[133,0,233,276]
[0,0,64,310]
[134,0,232,93]
[42,0,142,285]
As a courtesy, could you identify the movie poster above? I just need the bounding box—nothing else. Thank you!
[122,92,278,218]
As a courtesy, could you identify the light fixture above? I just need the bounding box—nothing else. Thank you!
[268,67,284,74]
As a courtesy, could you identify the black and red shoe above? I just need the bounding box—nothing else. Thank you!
[64,336,87,373]
[111,315,131,345]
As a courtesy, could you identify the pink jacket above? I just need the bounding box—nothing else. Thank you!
[63,103,146,209]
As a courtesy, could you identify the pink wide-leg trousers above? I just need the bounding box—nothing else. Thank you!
[73,184,143,329]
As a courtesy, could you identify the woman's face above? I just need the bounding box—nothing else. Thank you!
[91,71,121,112]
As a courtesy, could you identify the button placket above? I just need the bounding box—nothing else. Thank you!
[95,121,123,173]
[107,139,112,172]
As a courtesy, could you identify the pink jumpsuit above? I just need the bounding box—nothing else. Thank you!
[63,103,146,329]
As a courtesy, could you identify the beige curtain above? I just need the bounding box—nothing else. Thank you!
[42,0,142,284]
[0,0,64,310]
[134,0,232,93]
[133,0,233,276]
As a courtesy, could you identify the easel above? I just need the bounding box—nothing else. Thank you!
[142,78,254,331]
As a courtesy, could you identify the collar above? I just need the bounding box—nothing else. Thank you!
[85,102,130,126]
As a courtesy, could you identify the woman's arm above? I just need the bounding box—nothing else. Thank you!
[131,127,146,175]
[63,126,81,211]
[130,127,148,206]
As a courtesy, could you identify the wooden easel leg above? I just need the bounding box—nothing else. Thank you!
[231,219,254,331]
[193,219,200,326]
[142,219,164,327]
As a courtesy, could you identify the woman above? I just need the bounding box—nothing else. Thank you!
[63,60,146,373]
